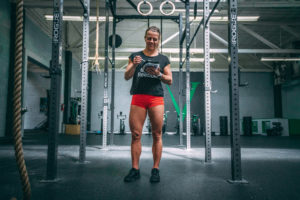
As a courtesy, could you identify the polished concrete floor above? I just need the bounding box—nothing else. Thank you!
[1,132,300,200]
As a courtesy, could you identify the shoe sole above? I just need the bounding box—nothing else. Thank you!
[150,178,160,183]
[124,175,140,182]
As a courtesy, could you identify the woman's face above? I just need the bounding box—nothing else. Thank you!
[144,30,160,51]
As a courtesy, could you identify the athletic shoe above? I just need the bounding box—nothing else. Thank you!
[150,168,160,183]
[124,168,140,182]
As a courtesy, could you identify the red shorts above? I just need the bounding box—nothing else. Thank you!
[131,94,164,109]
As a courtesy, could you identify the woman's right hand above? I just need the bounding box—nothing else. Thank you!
[133,56,142,67]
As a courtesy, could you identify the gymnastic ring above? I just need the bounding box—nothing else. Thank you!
[137,1,153,16]
[160,0,175,16]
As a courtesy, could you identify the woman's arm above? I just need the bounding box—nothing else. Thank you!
[160,64,172,85]
[124,56,142,80]
[124,59,136,80]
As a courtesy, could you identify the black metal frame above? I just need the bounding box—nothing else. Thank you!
[178,13,183,146]
[47,0,63,180]
[110,0,117,145]
[63,51,72,124]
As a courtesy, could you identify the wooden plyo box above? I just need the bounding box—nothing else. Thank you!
[65,124,80,135]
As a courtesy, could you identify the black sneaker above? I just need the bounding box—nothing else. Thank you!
[150,168,160,183]
[124,168,140,182]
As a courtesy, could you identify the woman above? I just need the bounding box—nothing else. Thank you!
[124,26,172,183]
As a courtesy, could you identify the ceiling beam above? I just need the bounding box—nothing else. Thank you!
[239,24,280,49]
[280,25,300,39]
[237,1,300,7]
[248,54,273,70]
[69,26,97,48]
[69,48,300,54]
[22,1,300,8]
[236,22,300,26]
[209,30,228,47]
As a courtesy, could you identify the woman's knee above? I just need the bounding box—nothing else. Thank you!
[131,130,142,141]
[152,130,162,142]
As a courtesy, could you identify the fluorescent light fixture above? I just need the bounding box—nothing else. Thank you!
[89,56,215,63]
[190,16,259,22]
[45,15,113,22]
[89,56,128,61]
[45,15,258,22]
[170,57,215,62]
[261,57,300,62]
[175,0,226,2]
[175,9,219,13]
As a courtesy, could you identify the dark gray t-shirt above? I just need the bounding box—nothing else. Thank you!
[129,51,170,97]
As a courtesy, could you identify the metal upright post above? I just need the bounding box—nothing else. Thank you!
[227,0,247,184]
[161,18,163,54]
[110,0,116,145]
[64,51,72,124]
[47,0,63,179]
[185,0,191,150]
[103,0,110,149]
[178,13,183,146]
[79,0,90,163]
[203,0,212,163]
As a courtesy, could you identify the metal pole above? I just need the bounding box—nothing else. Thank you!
[204,0,212,163]
[161,17,163,54]
[178,13,183,146]
[185,0,191,150]
[47,0,63,179]
[110,0,116,145]
[64,51,72,124]
[227,0,247,184]
[79,0,89,163]
[103,0,110,149]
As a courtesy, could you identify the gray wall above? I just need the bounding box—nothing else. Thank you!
[212,72,274,133]
[282,80,300,119]
[0,5,81,136]
[24,70,50,129]
[71,58,82,98]
[22,14,82,132]
[90,71,132,132]
[23,15,53,130]
[0,1,11,137]
[88,71,275,134]
[24,16,52,68]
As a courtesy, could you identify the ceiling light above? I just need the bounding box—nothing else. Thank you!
[190,16,259,22]
[261,57,300,62]
[45,15,258,22]
[88,57,215,63]
[45,15,113,22]
[175,0,226,2]
[89,56,128,61]
[170,57,215,62]
[175,9,219,13]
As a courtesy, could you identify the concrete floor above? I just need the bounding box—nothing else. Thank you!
[1,132,300,200]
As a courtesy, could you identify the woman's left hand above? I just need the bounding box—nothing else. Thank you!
[145,66,161,76]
